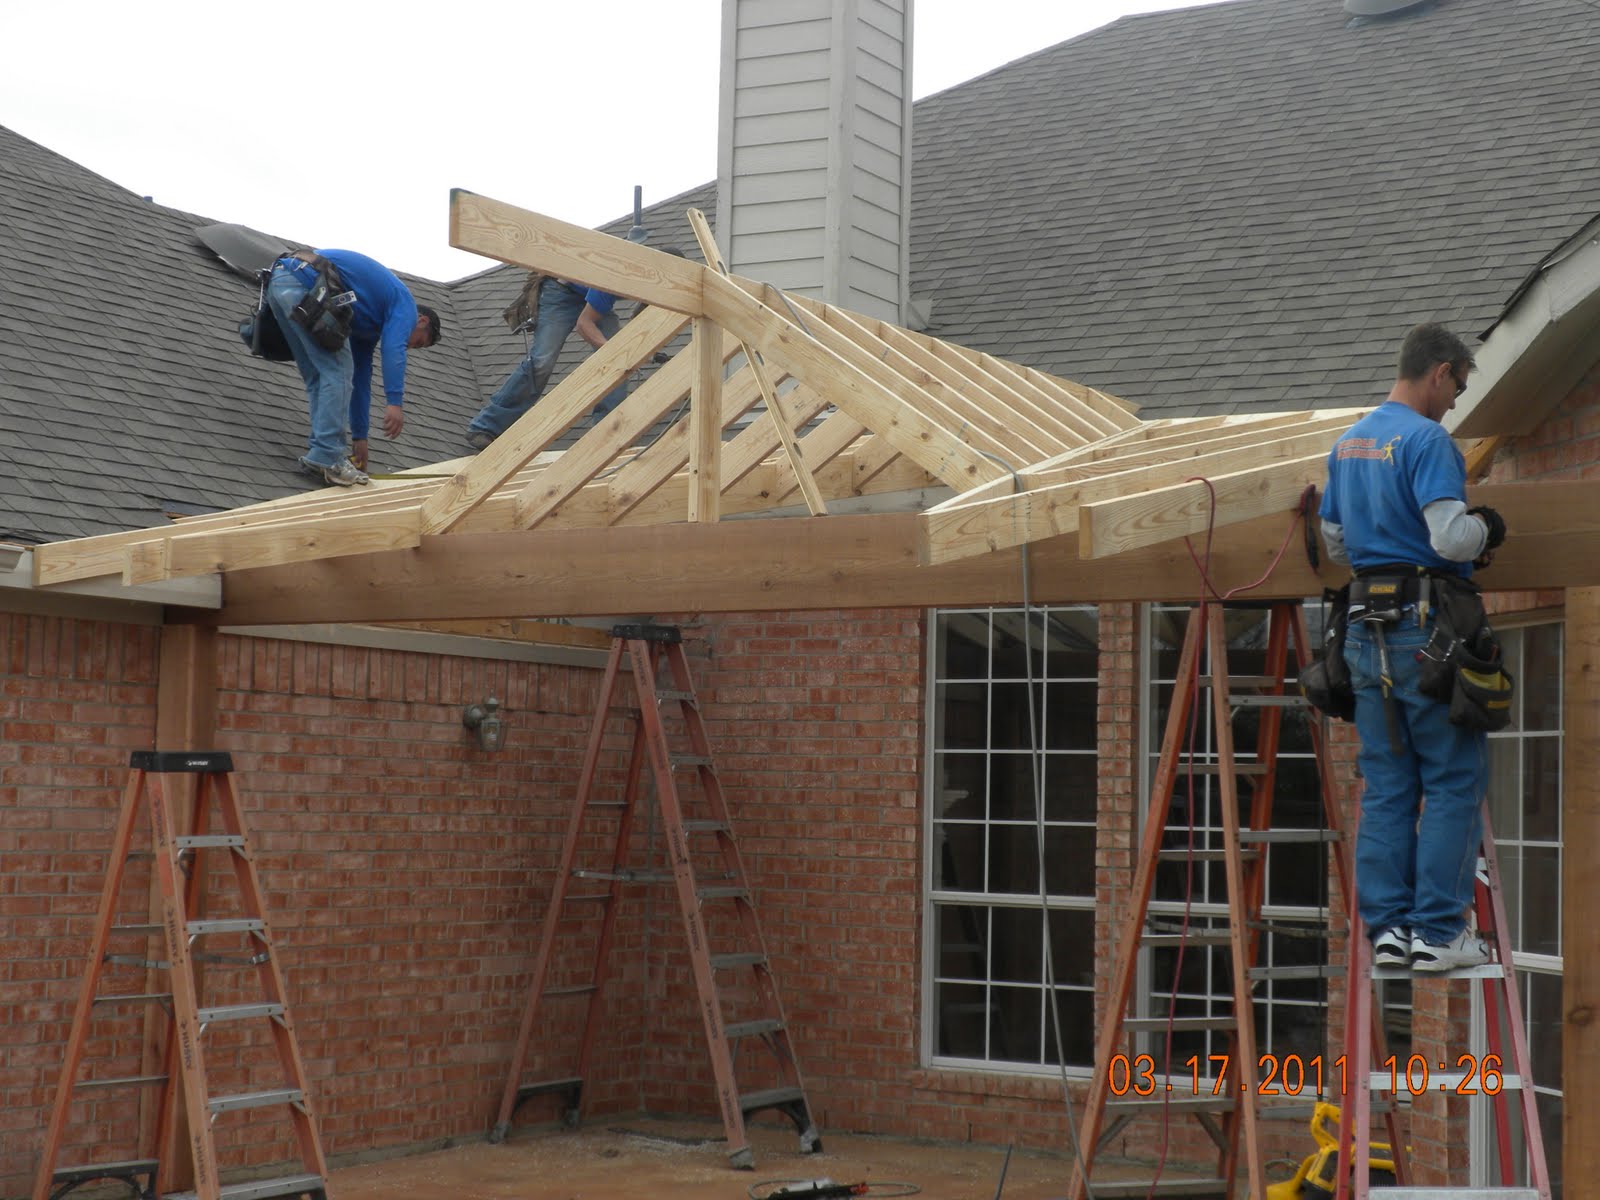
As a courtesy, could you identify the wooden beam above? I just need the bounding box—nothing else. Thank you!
[689,317,723,522]
[421,305,689,534]
[208,481,1600,624]
[125,508,424,584]
[921,422,1352,563]
[1078,453,1324,559]
[450,189,704,313]
[1564,586,1600,1197]
[699,271,1007,491]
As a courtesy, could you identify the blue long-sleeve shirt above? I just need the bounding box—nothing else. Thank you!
[317,249,418,440]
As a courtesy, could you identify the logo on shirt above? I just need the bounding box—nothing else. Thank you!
[1336,434,1402,463]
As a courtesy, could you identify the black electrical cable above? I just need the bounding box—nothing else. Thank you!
[747,1180,921,1199]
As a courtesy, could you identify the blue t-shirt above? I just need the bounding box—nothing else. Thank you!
[1320,401,1470,577]
[318,250,420,438]
[582,286,617,317]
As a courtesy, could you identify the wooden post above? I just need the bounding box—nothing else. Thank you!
[1563,588,1599,1194]
[689,317,723,523]
[144,623,218,1185]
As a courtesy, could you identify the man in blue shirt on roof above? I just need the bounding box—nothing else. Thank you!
[1319,322,1507,974]
[267,248,441,486]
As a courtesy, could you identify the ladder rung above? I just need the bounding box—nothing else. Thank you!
[1247,918,1331,939]
[698,885,750,901]
[1229,693,1309,708]
[1122,1016,1237,1033]
[1107,1095,1235,1113]
[544,984,598,997]
[1367,1071,1524,1092]
[52,1159,158,1185]
[682,819,730,834]
[1184,761,1269,777]
[566,892,614,904]
[111,923,162,936]
[725,1018,784,1039]
[515,1076,583,1100]
[1238,828,1341,844]
[1142,932,1233,948]
[1155,848,1261,862]
[208,1087,305,1114]
[1248,965,1344,981]
[656,688,696,703]
[196,1002,284,1024]
[739,1085,805,1113]
[76,1073,167,1090]
[571,868,672,883]
[94,992,173,1006]
[1198,674,1280,690]
[104,954,169,969]
[671,754,714,769]
[187,918,266,937]
[589,800,628,809]
[1074,1181,1230,1199]
[163,1173,327,1200]
[175,834,246,850]
[1374,962,1505,981]
[711,952,768,970]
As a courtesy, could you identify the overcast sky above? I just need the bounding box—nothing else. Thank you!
[2,0,1230,282]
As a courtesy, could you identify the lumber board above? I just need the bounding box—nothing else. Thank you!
[941,341,1110,446]
[718,383,833,490]
[422,306,689,534]
[1078,452,1326,559]
[772,410,871,503]
[368,618,613,650]
[204,481,1600,625]
[126,508,424,583]
[451,189,704,313]
[689,317,723,522]
[699,271,1006,491]
[509,319,726,527]
[1017,360,1141,429]
[920,420,1354,563]
[1563,587,1600,1197]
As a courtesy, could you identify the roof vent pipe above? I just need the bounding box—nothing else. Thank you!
[1344,0,1433,20]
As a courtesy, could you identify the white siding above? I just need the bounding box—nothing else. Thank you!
[717,0,912,323]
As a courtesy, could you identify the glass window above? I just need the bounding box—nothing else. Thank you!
[926,606,1099,1071]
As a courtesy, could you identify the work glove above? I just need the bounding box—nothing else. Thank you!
[1468,505,1506,550]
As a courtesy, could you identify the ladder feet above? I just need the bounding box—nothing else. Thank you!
[488,1121,509,1145]
[728,1146,756,1171]
[799,1124,823,1154]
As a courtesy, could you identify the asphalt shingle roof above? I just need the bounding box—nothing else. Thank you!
[4,0,1600,543]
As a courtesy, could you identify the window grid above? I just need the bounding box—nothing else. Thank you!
[925,606,1099,1072]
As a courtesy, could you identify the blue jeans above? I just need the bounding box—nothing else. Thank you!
[468,278,627,438]
[1344,619,1486,945]
[267,262,353,468]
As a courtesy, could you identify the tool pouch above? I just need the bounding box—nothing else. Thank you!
[238,268,294,362]
[501,272,547,332]
[1450,640,1514,732]
[1415,572,1514,730]
[1298,583,1355,721]
[288,255,354,352]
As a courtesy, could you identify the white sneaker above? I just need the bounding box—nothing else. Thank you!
[298,455,369,487]
[1372,926,1411,967]
[1410,928,1490,973]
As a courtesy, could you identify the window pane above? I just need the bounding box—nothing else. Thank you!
[1044,681,1099,750]
[1521,625,1562,732]
[991,610,1046,679]
[936,982,988,1058]
[989,907,1043,984]
[1044,825,1095,897]
[933,752,986,819]
[988,824,1041,896]
[1048,909,1096,989]
[1044,609,1099,680]
[1043,987,1096,1067]
[1523,735,1560,843]
[1044,753,1097,823]
[989,753,1040,822]
[990,985,1043,1063]
[936,905,988,979]
[934,822,985,892]
[1521,845,1560,957]
[990,682,1041,750]
[936,612,989,679]
[936,682,988,749]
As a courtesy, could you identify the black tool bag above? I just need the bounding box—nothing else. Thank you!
[1416,573,1514,731]
[501,271,547,332]
[287,254,355,351]
[238,268,294,362]
[1298,583,1355,721]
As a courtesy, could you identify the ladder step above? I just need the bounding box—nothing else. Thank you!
[671,754,715,769]
[1372,962,1505,982]
[566,892,614,904]
[1367,1071,1524,1092]
[129,749,233,773]
[175,834,246,850]
[1248,965,1343,981]
[196,1002,285,1024]
[1229,693,1309,708]
[1238,828,1341,844]
[208,1087,305,1115]
[682,819,731,834]
[1142,932,1233,948]
[162,1173,327,1200]
[711,952,768,970]
[1073,1181,1230,1199]
[1360,1192,1541,1199]
[1183,761,1270,776]
[94,992,173,1006]
[572,868,672,883]
[53,1159,158,1185]
[515,1076,583,1102]
[76,1074,168,1090]
[725,1018,784,1039]
[656,688,696,703]
[739,1085,805,1114]
[698,885,750,901]
[111,923,162,936]
[1155,848,1261,862]
[545,984,599,997]
[187,918,266,937]
[1107,1095,1235,1113]
[1198,674,1280,690]
[1122,1016,1237,1033]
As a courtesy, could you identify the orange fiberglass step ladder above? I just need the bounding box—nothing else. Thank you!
[33,751,326,1200]
[1336,799,1552,1200]
[489,623,820,1169]
[1069,600,1398,1199]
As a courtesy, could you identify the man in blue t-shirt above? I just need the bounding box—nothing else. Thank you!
[1320,323,1507,973]
[464,276,631,450]
[267,249,442,486]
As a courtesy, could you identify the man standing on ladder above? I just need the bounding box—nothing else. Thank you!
[1319,322,1507,972]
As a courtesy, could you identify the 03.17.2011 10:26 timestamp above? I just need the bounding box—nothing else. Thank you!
[1106,1052,1506,1097]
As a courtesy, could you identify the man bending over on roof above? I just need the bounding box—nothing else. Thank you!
[267,248,441,486]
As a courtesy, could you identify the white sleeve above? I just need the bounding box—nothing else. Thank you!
[1320,519,1349,565]
[1424,498,1488,562]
